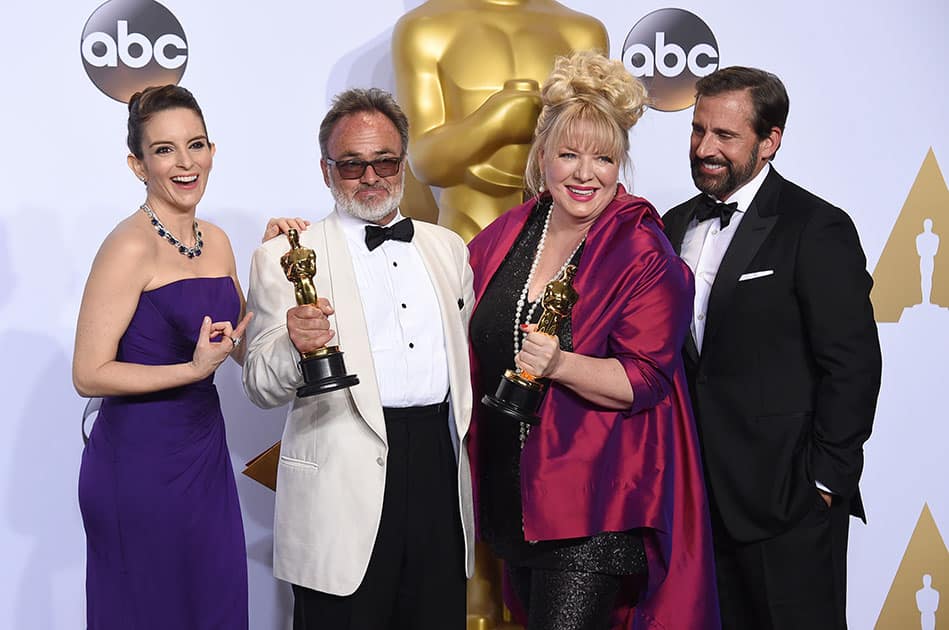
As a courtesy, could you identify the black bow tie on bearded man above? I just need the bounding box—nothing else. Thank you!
[365,217,415,251]
[695,196,739,229]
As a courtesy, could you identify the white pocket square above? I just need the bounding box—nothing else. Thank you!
[739,270,774,281]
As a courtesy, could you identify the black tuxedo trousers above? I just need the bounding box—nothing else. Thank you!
[291,404,466,630]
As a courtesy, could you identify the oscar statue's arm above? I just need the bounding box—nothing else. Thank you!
[392,19,542,188]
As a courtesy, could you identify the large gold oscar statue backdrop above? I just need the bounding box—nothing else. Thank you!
[392,2,607,628]
[393,0,608,241]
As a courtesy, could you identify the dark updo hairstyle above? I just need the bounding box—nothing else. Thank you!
[127,84,208,159]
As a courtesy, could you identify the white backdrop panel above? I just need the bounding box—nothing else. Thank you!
[0,1,946,628]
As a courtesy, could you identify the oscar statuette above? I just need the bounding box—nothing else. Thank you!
[482,264,579,425]
[281,228,359,397]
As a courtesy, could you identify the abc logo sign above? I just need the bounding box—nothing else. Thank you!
[80,0,188,103]
[622,9,719,112]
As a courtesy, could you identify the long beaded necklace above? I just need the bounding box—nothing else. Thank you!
[140,203,203,258]
[514,204,585,451]
[513,204,585,358]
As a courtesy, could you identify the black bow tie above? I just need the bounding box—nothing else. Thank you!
[695,196,739,228]
[365,218,415,251]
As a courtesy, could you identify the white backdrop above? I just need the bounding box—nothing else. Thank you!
[0,1,947,628]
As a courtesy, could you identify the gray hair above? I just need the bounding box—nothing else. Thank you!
[318,88,409,158]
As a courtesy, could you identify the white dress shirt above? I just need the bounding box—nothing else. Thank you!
[680,164,771,352]
[336,208,449,407]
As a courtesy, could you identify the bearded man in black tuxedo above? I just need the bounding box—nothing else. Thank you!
[663,67,882,630]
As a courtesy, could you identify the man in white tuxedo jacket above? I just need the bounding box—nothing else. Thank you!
[242,88,474,630]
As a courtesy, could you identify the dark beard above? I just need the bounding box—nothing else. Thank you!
[690,142,759,199]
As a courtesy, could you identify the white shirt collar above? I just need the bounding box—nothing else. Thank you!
[335,206,405,250]
[711,162,771,213]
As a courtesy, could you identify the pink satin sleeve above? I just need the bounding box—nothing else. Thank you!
[608,247,695,416]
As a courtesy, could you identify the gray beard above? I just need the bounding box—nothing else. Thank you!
[330,175,404,223]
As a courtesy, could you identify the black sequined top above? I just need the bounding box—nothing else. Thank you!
[470,198,647,575]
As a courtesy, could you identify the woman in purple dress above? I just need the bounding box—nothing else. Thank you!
[72,85,296,629]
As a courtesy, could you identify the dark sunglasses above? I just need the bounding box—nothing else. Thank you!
[325,155,404,180]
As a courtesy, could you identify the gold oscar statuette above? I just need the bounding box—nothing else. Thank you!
[281,228,359,397]
[393,0,609,241]
[482,264,579,425]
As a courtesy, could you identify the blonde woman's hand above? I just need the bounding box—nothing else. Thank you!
[515,323,564,379]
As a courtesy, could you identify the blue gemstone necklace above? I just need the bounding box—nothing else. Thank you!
[140,203,203,258]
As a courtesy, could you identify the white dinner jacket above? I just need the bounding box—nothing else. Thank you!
[242,211,475,595]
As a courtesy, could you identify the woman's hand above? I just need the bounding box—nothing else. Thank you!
[191,311,254,378]
[516,323,634,408]
[262,217,311,243]
[515,324,564,379]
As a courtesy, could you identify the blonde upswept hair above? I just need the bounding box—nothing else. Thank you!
[525,51,649,196]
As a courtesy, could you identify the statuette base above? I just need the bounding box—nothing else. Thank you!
[481,369,545,425]
[297,346,360,398]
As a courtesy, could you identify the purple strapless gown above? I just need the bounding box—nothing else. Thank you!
[79,277,248,630]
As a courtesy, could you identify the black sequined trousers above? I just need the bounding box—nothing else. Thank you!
[508,565,626,630]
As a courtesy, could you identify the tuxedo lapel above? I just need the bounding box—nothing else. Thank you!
[413,227,471,438]
[703,173,781,349]
[664,198,698,256]
[664,198,701,364]
[322,213,386,443]
[683,320,701,365]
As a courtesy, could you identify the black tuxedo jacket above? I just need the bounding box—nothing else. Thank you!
[663,168,882,543]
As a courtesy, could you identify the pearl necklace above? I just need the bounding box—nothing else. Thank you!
[513,204,585,360]
[140,203,203,258]
[513,204,583,494]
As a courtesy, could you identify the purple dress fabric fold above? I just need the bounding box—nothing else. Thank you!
[79,276,248,630]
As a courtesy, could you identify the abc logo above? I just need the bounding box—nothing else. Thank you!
[80,0,188,103]
[622,9,719,112]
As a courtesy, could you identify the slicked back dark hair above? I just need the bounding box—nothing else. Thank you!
[127,84,207,159]
[695,66,789,140]
[318,88,409,158]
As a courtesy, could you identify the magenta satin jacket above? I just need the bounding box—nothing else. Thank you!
[467,186,721,630]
